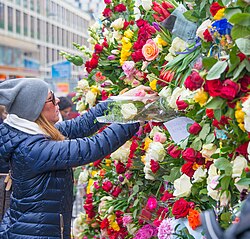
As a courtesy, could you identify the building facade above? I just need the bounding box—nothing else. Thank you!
[0,0,98,92]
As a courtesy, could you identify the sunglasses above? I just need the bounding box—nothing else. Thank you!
[45,90,56,105]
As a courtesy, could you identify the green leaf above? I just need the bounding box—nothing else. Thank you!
[205,133,215,144]
[221,212,232,222]
[221,176,231,190]
[205,97,226,109]
[224,8,242,20]
[190,137,202,151]
[199,188,208,195]
[233,60,247,80]
[206,61,228,80]
[199,124,211,140]
[133,185,139,194]
[214,158,232,174]
[236,38,250,56]
[214,109,222,121]
[235,178,250,186]
[231,25,250,40]
[163,167,181,182]
[133,199,139,207]
[229,13,250,26]
[202,57,218,70]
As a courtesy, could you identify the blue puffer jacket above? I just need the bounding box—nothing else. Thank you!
[0,102,139,239]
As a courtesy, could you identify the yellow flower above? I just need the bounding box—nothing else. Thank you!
[108,214,116,222]
[236,101,242,110]
[106,159,112,167]
[238,123,245,132]
[235,109,245,123]
[194,89,208,106]
[111,221,120,231]
[141,155,146,164]
[214,8,225,20]
[124,29,134,39]
[91,86,100,94]
[157,37,168,47]
[121,37,131,44]
[192,163,199,170]
[149,79,157,91]
[86,178,94,194]
[91,170,98,177]
[144,137,152,150]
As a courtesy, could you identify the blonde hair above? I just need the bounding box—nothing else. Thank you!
[35,114,65,141]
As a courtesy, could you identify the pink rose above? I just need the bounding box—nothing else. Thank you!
[153,132,167,143]
[142,39,159,61]
[146,196,158,211]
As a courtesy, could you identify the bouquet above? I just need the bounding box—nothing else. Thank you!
[97,96,177,123]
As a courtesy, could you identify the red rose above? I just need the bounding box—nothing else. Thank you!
[100,218,109,229]
[172,198,190,219]
[161,190,174,202]
[182,148,197,162]
[188,122,202,135]
[131,50,145,62]
[176,97,189,110]
[184,71,204,91]
[102,8,112,17]
[102,40,109,48]
[101,90,109,101]
[210,2,224,16]
[204,79,222,97]
[112,186,122,197]
[239,75,250,93]
[102,181,113,192]
[220,79,240,101]
[136,19,148,27]
[181,162,195,177]
[206,109,214,119]
[150,159,160,173]
[167,145,182,158]
[203,29,213,42]
[236,142,249,158]
[114,4,126,12]
[104,0,111,4]
[116,162,126,174]
[123,20,130,30]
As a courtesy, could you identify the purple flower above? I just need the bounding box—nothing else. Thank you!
[107,55,116,60]
[133,224,158,239]
[152,22,161,31]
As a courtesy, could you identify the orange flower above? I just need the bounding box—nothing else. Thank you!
[142,39,159,61]
[187,209,201,230]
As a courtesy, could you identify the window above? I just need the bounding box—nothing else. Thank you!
[16,0,21,5]
[52,25,56,44]
[46,22,49,42]
[8,7,13,32]
[31,16,35,38]
[16,10,21,34]
[37,19,41,39]
[24,13,28,36]
[23,0,28,8]
[30,0,34,11]
[0,3,4,29]
[37,0,41,13]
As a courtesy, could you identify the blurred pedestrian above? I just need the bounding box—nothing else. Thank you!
[0,78,151,238]
[58,96,73,121]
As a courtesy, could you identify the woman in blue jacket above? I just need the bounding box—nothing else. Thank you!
[0,78,143,239]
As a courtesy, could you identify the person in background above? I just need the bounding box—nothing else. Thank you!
[58,96,73,121]
[0,78,152,239]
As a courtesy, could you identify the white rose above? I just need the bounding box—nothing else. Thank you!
[141,0,153,11]
[78,169,89,184]
[147,142,166,162]
[196,19,212,41]
[121,103,138,120]
[159,86,172,99]
[168,87,185,109]
[232,155,248,178]
[242,97,250,115]
[173,174,192,197]
[192,167,207,183]
[111,18,125,30]
[77,79,89,89]
[244,115,250,132]
[168,37,187,56]
[207,164,219,183]
[111,141,131,162]
[85,91,96,107]
[207,186,219,200]
[201,143,217,159]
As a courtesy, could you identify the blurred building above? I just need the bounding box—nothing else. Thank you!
[0,0,102,93]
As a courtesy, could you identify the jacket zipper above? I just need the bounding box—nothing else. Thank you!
[60,214,64,239]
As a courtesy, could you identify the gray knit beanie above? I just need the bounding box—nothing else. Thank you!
[0,78,49,121]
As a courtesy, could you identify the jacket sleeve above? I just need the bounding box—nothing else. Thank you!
[25,122,139,173]
[55,101,109,139]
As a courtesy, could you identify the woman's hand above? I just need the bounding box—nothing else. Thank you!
[121,85,158,98]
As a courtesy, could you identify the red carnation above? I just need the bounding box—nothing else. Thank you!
[182,148,197,162]
[161,190,174,202]
[188,122,202,135]
[210,2,224,16]
[150,159,160,173]
[220,79,239,101]
[102,181,113,192]
[204,79,222,97]
[172,198,190,219]
[184,71,204,91]
[94,44,104,54]
[206,109,214,119]
[203,29,213,42]
[104,0,111,4]
[100,218,109,229]
[116,162,126,174]
[112,186,122,197]
[114,4,126,12]
[102,8,112,17]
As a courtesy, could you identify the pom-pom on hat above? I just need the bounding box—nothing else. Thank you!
[0,78,49,121]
